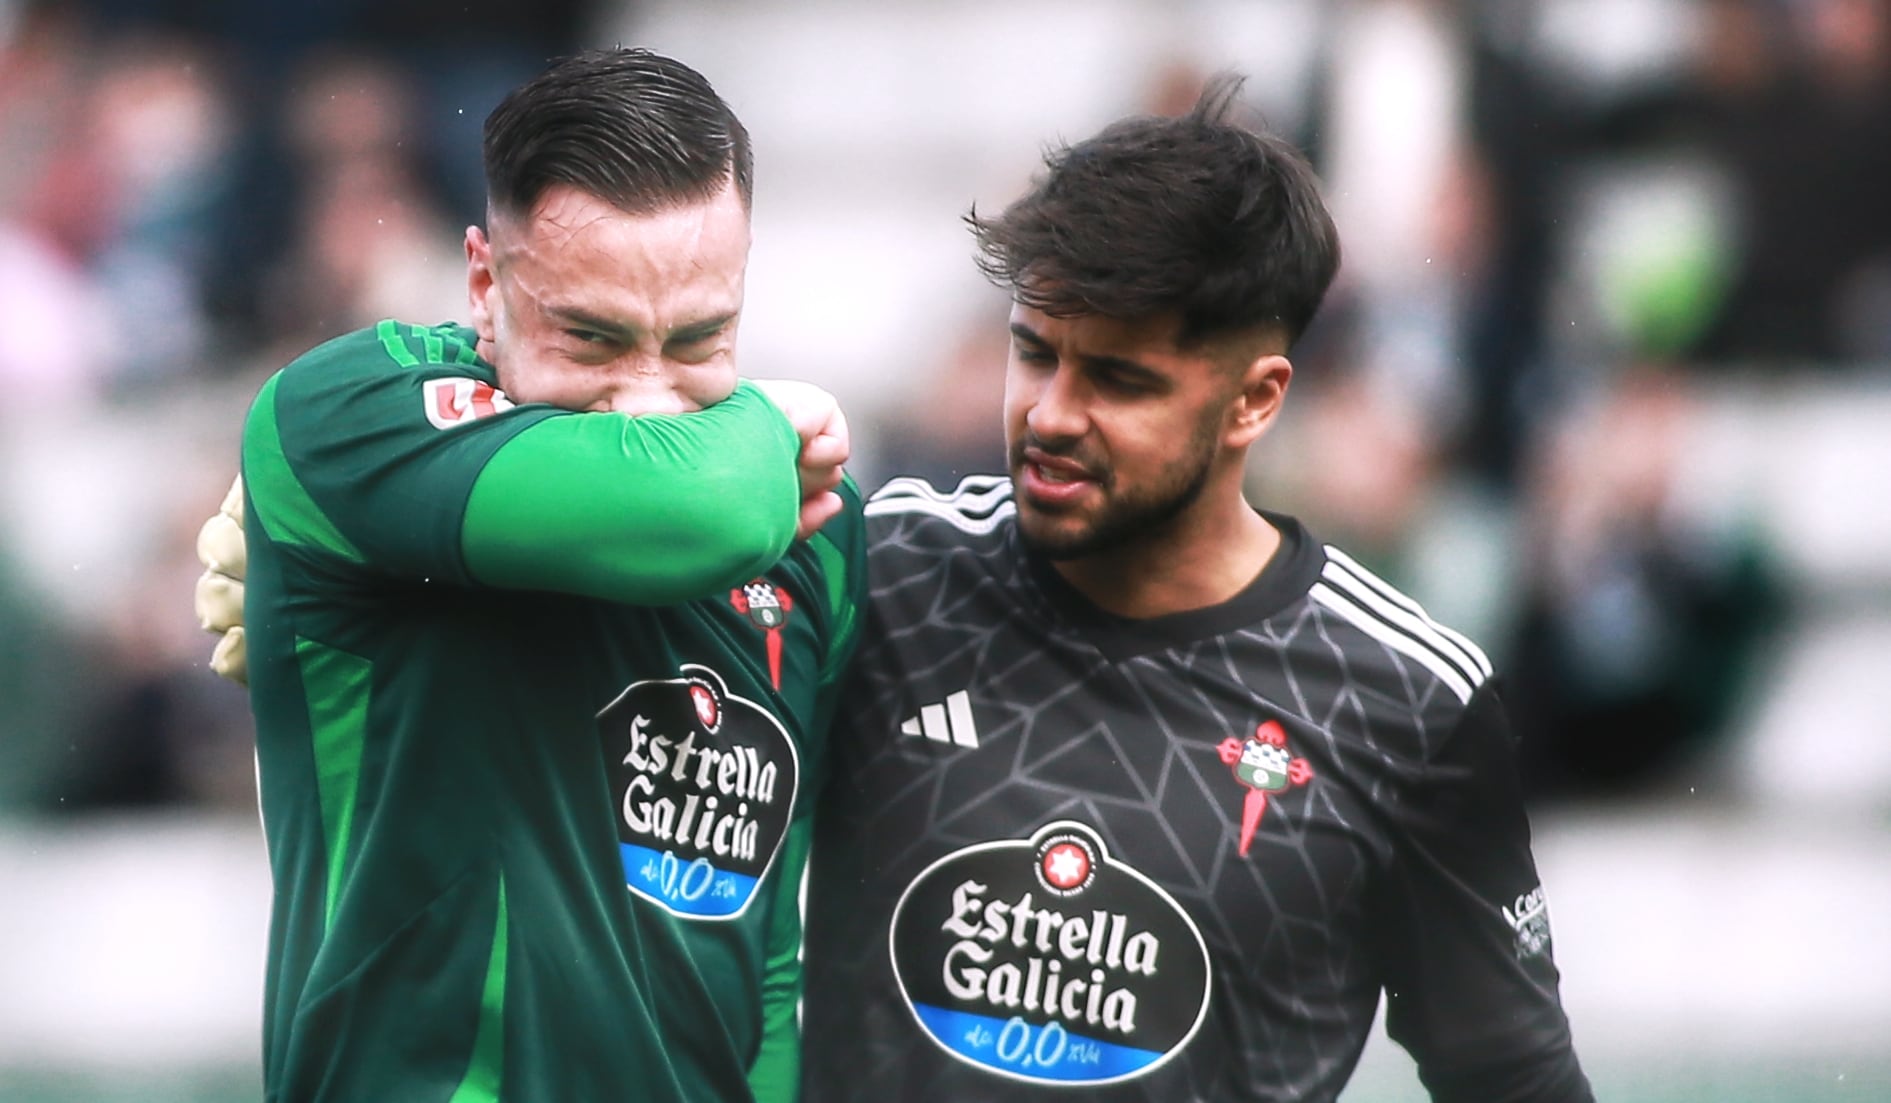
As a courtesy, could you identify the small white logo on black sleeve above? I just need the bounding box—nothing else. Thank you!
[1503,886,1552,959]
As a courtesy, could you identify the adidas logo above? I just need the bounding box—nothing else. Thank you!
[900,690,979,748]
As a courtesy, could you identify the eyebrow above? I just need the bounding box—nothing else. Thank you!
[548,306,737,346]
[667,313,737,345]
[1010,322,1168,386]
[549,306,637,343]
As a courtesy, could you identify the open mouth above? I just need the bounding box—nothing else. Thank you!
[1018,450,1098,505]
[1030,463,1086,485]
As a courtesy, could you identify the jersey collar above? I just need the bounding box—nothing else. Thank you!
[1017,511,1327,662]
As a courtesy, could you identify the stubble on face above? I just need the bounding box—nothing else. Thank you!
[1009,406,1222,561]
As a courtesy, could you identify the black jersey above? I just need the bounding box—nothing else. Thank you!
[802,476,1591,1103]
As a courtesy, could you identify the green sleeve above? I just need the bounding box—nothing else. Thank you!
[462,381,803,604]
[747,817,813,1103]
[248,323,806,602]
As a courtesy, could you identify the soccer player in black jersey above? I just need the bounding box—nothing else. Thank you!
[800,77,1594,1103]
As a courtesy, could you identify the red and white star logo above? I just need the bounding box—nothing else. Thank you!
[1041,843,1090,890]
[689,683,721,732]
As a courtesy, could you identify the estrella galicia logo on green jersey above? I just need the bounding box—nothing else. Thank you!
[597,664,798,920]
[889,822,1212,1086]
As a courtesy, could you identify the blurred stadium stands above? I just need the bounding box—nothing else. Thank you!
[2,1,1888,1099]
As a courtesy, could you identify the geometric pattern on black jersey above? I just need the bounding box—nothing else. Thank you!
[803,476,1592,1103]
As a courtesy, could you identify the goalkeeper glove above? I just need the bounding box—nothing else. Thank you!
[195,475,248,686]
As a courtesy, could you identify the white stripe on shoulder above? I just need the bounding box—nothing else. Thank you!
[1317,560,1485,687]
[1310,581,1475,705]
[868,476,950,505]
[1322,547,1493,679]
[952,473,1012,497]
[868,473,1010,506]
[864,494,1016,534]
[921,475,1011,519]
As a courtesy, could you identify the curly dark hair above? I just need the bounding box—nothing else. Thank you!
[969,74,1338,348]
[483,47,752,218]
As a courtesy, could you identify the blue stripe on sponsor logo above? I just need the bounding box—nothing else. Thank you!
[913,1004,1164,1082]
[619,843,757,917]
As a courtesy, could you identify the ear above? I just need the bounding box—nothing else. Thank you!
[1224,353,1292,449]
[465,225,497,344]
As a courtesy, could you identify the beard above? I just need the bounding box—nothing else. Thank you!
[1010,416,1220,562]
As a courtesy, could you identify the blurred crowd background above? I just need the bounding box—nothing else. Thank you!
[1,0,1887,1100]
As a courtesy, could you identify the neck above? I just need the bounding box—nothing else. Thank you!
[1049,476,1281,620]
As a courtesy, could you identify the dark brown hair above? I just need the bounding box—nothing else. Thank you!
[483,47,752,218]
[969,75,1339,347]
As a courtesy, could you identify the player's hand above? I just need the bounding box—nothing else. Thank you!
[751,379,849,540]
[194,475,249,686]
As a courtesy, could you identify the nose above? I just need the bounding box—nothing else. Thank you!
[607,388,693,417]
[1024,365,1087,443]
[602,364,697,417]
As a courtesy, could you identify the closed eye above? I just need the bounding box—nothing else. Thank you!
[667,317,734,350]
[1012,337,1056,365]
[1091,367,1157,395]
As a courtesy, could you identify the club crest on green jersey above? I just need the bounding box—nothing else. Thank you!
[730,579,794,688]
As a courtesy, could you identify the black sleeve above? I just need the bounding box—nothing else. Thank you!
[1371,681,1595,1103]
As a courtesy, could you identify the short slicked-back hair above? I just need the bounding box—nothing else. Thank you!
[969,75,1339,348]
[483,47,752,219]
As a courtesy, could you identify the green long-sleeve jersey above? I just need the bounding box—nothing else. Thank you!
[240,321,864,1103]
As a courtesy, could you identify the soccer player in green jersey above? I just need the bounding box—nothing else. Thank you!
[210,49,866,1102]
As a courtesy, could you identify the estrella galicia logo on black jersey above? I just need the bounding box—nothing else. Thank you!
[597,663,798,921]
[1215,720,1312,856]
[730,579,793,688]
[889,821,1211,1086]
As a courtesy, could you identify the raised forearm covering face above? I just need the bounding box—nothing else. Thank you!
[462,382,802,603]
[240,322,802,604]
